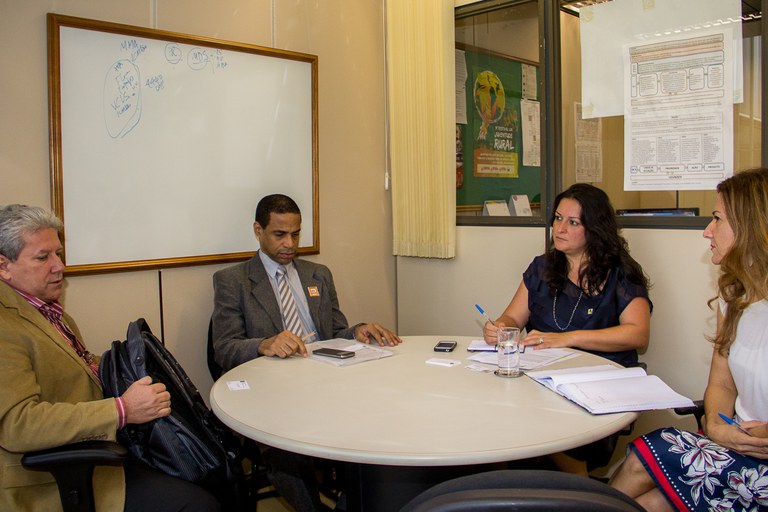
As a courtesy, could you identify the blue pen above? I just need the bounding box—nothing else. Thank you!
[474,304,495,326]
[718,413,753,436]
[474,304,525,353]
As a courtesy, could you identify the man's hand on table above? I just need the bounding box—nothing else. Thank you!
[354,323,402,347]
[259,330,308,358]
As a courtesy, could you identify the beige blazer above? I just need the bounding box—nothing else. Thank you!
[0,282,124,512]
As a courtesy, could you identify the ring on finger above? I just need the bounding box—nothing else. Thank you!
[538,337,544,345]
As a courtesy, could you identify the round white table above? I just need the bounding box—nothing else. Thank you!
[210,336,637,510]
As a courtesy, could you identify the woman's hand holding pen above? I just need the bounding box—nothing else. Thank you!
[482,320,502,344]
[476,304,502,345]
[706,416,768,458]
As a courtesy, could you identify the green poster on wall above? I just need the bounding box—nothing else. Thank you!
[457,48,540,210]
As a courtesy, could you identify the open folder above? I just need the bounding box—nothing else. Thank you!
[525,364,694,414]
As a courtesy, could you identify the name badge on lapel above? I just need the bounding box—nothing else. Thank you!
[307,286,320,297]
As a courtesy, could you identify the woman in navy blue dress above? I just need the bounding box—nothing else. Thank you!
[483,183,652,474]
[610,169,768,511]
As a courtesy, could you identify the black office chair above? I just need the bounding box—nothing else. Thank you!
[399,469,644,512]
[21,440,127,512]
[206,317,280,505]
[675,399,705,430]
[206,317,224,381]
[576,360,648,473]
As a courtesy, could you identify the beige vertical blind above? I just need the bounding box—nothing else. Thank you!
[386,0,456,258]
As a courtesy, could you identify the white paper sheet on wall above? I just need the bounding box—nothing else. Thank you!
[623,28,734,191]
[520,99,541,167]
[574,102,603,182]
[579,0,742,119]
[456,49,468,124]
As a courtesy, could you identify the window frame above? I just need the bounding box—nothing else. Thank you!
[455,0,767,231]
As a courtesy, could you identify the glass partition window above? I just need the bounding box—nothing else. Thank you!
[455,1,545,221]
[455,0,764,227]
[560,0,762,223]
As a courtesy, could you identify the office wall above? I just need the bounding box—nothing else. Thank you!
[398,226,716,442]
[2,0,719,455]
[397,226,544,337]
[0,0,395,400]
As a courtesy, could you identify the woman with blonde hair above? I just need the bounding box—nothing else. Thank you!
[610,168,768,511]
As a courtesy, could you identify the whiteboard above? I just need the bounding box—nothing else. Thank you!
[48,14,318,274]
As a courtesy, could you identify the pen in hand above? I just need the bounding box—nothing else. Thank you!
[474,304,495,326]
[301,331,317,342]
[718,413,754,436]
[474,304,524,353]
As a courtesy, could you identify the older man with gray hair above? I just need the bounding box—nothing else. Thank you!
[0,204,220,512]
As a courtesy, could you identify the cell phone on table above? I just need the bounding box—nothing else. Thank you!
[313,347,356,359]
[434,340,458,352]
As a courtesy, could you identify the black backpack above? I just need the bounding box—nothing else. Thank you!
[99,318,244,504]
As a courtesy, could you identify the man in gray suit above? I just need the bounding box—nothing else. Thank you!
[211,193,400,510]
[212,193,400,371]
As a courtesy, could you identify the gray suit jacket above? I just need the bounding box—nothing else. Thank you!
[212,253,359,372]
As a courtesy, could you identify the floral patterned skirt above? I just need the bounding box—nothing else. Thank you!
[630,427,768,511]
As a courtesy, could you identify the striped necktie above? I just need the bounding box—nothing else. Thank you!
[276,265,304,337]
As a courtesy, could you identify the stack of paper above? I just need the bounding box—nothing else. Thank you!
[468,347,578,371]
[526,365,694,414]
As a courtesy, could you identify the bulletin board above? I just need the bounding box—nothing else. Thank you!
[47,14,318,275]
[457,46,540,210]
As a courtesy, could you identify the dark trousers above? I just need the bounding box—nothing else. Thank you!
[124,460,222,512]
[259,444,330,511]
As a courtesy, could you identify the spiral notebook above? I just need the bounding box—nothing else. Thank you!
[526,364,694,414]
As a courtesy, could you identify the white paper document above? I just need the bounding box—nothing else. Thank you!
[574,102,602,183]
[520,99,540,167]
[455,49,468,125]
[482,200,511,216]
[526,365,694,414]
[580,0,742,119]
[508,194,532,217]
[468,348,578,371]
[521,63,537,100]
[426,358,461,367]
[308,339,393,367]
[226,380,250,391]
[466,339,496,352]
[624,29,734,191]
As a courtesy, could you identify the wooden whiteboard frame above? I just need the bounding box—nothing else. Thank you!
[47,13,319,275]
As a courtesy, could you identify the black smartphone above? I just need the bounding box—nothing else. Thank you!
[434,340,458,352]
[313,347,356,359]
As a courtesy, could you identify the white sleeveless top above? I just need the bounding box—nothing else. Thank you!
[728,299,768,422]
